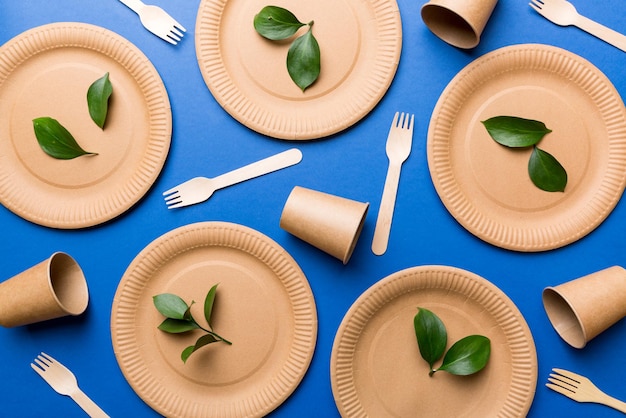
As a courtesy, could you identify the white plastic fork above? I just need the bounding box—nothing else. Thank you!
[372,112,415,256]
[163,148,303,209]
[529,0,626,52]
[31,352,110,418]
[118,0,186,45]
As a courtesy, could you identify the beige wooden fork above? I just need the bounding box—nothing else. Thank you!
[31,352,110,418]
[163,148,302,209]
[118,0,186,45]
[372,112,415,255]
[529,0,626,52]
[547,368,626,413]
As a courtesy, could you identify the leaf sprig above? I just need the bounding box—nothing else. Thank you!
[481,116,567,192]
[253,6,320,92]
[153,284,232,363]
[414,308,491,377]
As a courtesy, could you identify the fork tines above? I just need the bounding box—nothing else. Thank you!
[165,24,186,45]
[528,0,545,13]
[547,369,578,395]
[163,189,182,207]
[31,352,54,372]
[394,112,415,130]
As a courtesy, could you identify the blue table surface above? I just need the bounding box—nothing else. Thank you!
[2,0,626,417]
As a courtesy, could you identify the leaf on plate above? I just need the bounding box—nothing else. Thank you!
[528,146,567,192]
[287,26,320,92]
[153,293,190,320]
[32,117,97,159]
[181,334,219,363]
[204,284,218,328]
[435,335,491,376]
[183,303,195,321]
[87,72,113,129]
[157,318,199,333]
[254,6,306,40]
[414,308,447,370]
[482,116,552,148]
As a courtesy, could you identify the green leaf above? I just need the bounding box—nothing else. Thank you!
[183,301,196,321]
[528,146,567,192]
[157,318,199,333]
[287,26,320,92]
[153,293,190,320]
[204,284,218,328]
[87,72,112,129]
[181,334,219,363]
[482,116,552,148]
[32,117,97,159]
[254,6,306,40]
[436,335,491,376]
[414,308,447,369]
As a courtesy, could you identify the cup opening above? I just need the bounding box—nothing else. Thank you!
[49,252,89,315]
[340,203,369,264]
[542,288,586,348]
[421,5,479,49]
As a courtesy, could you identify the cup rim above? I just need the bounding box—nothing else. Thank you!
[542,287,587,348]
[48,252,89,315]
[421,3,480,49]
[340,202,369,264]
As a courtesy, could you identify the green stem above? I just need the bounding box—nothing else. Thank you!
[208,330,232,345]
[192,318,232,345]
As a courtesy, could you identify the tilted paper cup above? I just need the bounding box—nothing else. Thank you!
[0,252,89,327]
[542,266,626,348]
[280,186,369,264]
[421,0,498,49]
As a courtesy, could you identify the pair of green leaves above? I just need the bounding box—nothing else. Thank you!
[153,284,232,363]
[482,116,568,192]
[414,308,491,377]
[32,72,112,159]
[253,6,320,92]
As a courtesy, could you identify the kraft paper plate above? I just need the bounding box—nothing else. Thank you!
[111,222,317,418]
[331,265,537,417]
[195,0,402,140]
[0,23,171,228]
[427,44,626,251]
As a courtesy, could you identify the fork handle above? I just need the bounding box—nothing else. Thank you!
[575,14,626,53]
[372,163,402,255]
[599,393,626,413]
[118,0,146,14]
[70,389,110,418]
[211,148,303,191]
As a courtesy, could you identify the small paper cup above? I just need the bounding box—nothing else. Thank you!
[0,252,89,327]
[542,266,626,348]
[280,186,369,264]
[421,0,498,49]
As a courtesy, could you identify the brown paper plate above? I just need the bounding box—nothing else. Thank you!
[111,222,317,418]
[0,23,171,228]
[331,265,537,417]
[195,0,402,140]
[427,44,626,251]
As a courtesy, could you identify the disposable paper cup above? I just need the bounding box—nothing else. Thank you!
[421,0,498,49]
[280,186,369,264]
[0,252,89,327]
[542,266,626,348]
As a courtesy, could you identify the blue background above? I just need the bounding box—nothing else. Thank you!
[1,0,626,416]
